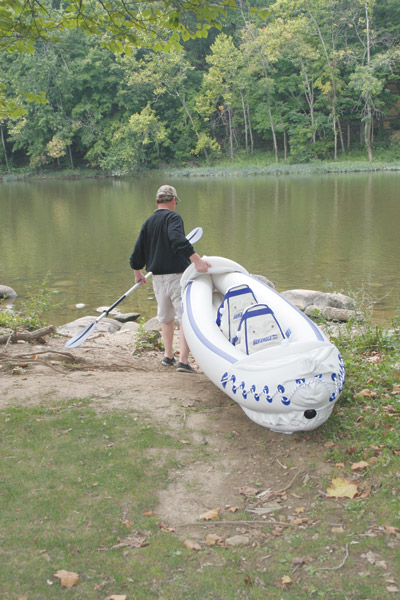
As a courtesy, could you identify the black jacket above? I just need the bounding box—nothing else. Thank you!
[129,209,194,275]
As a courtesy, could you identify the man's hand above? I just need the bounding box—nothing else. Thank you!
[134,269,147,285]
[190,253,211,273]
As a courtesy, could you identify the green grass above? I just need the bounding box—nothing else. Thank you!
[1,312,399,599]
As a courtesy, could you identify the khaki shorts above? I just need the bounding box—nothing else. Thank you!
[152,273,183,324]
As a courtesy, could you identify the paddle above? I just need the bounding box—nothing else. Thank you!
[64,226,203,348]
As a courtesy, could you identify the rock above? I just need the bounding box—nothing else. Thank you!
[118,321,140,333]
[281,289,322,311]
[281,289,355,321]
[113,312,141,323]
[251,274,275,289]
[57,316,122,337]
[0,285,17,299]
[225,535,251,547]
[312,292,355,311]
[304,305,357,322]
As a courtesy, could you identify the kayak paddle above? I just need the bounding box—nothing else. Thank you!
[64,226,203,348]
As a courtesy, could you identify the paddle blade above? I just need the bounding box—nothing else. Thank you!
[187,226,203,244]
[64,320,97,348]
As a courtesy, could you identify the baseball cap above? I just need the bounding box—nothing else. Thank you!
[156,184,181,202]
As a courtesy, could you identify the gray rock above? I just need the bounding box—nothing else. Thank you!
[281,289,355,321]
[0,285,17,299]
[304,305,357,322]
[281,289,322,311]
[113,312,141,323]
[251,274,275,289]
[57,316,122,337]
[225,535,251,547]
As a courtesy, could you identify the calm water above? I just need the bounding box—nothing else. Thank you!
[1,173,399,326]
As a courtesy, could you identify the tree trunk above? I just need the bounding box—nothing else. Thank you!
[240,92,248,153]
[267,101,278,163]
[1,125,10,173]
[228,107,234,163]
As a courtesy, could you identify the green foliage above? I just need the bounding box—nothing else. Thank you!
[0,277,60,331]
[134,321,164,353]
[0,0,400,169]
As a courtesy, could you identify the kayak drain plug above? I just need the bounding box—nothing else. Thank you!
[304,409,317,419]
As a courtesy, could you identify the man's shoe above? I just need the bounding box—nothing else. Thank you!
[176,362,197,374]
[162,356,176,366]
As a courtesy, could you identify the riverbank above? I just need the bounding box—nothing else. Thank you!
[2,158,400,182]
[0,316,399,598]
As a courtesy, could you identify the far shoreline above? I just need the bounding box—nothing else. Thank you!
[2,158,400,183]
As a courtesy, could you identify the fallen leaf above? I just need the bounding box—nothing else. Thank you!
[324,441,336,448]
[362,550,377,564]
[291,517,309,526]
[356,389,376,397]
[385,526,400,536]
[227,506,239,513]
[158,522,175,532]
[205,533,224,546]
[179,439,190,444]
[184,539,202,551]
[105,596,127,600]
[121,519,132,529]
[112,534,148,549]
[331,526,345,533]
[351,460,369,470]
[199,507,220,521]
[239,486,259,497]
[326,478,358,499]
[282,575,293,585]
[294,507,305,514]
[392,384,400,394]
[143,510,154,517]
[387,586,400,593]
[54,570,80,588]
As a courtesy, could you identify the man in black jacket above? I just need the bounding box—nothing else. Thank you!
[130,185,210,373]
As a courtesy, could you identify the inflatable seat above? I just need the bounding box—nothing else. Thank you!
[216,284,257,342]
[233,303,285,354]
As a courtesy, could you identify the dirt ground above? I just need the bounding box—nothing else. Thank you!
[0,324,338,538]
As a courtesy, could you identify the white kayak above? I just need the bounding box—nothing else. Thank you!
[181,256,345,434]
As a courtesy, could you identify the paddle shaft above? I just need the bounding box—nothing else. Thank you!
[64,226,203,348]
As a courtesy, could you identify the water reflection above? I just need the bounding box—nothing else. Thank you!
[1,173,399,326]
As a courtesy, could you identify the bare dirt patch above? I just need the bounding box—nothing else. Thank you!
[0,328,335,539]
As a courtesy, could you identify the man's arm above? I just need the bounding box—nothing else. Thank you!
[133,269,147,285]
[190,253,211,273]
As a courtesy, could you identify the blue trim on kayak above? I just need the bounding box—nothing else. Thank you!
[185,282,237,364]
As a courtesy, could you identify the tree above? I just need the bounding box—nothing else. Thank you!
[100,104,169,172]
[122,46,216,160]
[0,0,235,55]
[197,33,251,161]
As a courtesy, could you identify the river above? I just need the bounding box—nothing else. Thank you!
[1,172,399,326]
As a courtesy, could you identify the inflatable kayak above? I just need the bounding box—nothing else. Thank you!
[181,256,345,434]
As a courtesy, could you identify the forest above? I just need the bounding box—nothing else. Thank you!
[1,0,400,174]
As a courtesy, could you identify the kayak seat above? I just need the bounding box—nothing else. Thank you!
[216,284,258,343]
[233,303,286,355]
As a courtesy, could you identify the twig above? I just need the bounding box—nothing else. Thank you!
[0,325,55,344]
[174,519,288,527]
[318,544,349,571]
[276,469,305,494]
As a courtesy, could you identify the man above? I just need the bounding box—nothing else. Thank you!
[129,184,210,373]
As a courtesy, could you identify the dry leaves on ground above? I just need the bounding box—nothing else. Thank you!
[53,570,80,588]
[326,477,358,499]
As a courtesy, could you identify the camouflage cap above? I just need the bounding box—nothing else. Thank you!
[156,184,181,202]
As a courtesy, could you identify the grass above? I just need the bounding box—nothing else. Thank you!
[2,151,400,182]
[1,311,399,599]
